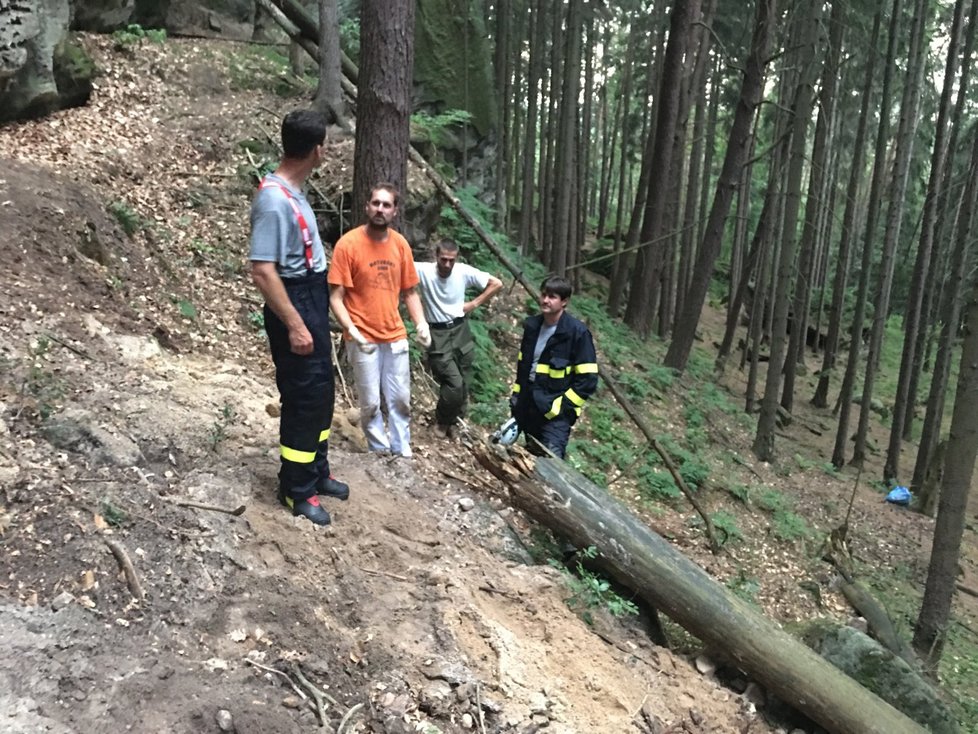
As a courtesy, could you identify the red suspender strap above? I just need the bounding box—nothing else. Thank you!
[259,178,315,272]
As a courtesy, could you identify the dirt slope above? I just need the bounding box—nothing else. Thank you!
[0,35,788,734]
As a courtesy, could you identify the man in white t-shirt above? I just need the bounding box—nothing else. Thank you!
[416,240,503,437]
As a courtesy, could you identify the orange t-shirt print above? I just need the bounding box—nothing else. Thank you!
[328,226,420,344]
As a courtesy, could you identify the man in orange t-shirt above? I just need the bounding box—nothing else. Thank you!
[328,183,430,457]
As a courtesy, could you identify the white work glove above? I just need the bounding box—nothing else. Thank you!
[415,321,432,349]
[347,325,377,354]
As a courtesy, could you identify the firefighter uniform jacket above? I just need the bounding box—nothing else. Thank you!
[512,312,598,423]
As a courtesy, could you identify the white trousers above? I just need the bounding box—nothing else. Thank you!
[347,339,412,456]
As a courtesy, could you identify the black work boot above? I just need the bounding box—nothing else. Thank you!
[318,475,350,501]
[280,491,331,526]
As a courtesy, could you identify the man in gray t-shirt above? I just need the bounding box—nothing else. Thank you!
[249,110,348,527]
[415,240,502,437]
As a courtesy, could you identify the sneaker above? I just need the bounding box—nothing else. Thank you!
[284,494,331,526]
[319,475,350,501]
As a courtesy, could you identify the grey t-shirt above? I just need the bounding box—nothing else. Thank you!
[249,174,327,277]
[530,323,557,382]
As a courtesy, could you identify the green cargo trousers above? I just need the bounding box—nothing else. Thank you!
[427,319,475,427]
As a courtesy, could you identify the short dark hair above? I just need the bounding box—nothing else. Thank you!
[281,110,326,158]
[434,239,459,255]
[370,182,400,207]
[540,274,572,300]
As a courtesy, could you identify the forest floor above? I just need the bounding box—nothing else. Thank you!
[0,34,976,734]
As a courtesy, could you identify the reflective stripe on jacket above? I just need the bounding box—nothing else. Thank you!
[512,312,598,421]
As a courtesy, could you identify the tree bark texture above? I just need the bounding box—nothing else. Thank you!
[353,0,416,225]
[664,0,775,372]
[811,9,879,409]
[550,0,583,275]
[780,0,843,415]
[852,0,929,469]
[624,0,701,335]
[753,0,821,461]
[472,446,927,734]
[913,273,978,667]
[312,0,347,126]
[885,0,967,481]
[832,0,901,467]
[517,0,544,255]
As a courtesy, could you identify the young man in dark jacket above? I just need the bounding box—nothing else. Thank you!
[510,275,598,458]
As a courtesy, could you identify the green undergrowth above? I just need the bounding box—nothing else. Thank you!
[436,188,750,513]
[859,551,978,727]
[432,187,976,729]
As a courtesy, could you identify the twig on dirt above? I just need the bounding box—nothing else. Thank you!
[336,702,364,734]
[841,461,864,538]
[42,331,92,360]
[729,452,762,479]
[331,335,352,406]
[244,658,309,701]
[103,538,144,599]
[173,170,240,177]
[478,584,520,600]
[292,663,342,729]
[105,494,208,540]
[360,567,410,582]
[437,466,497,495]
[606,451,646,488]
[956,583,978,599]
[476,682,487,734]
[171,498,246,516]
[629,692,650,726]
[244,147,263,183]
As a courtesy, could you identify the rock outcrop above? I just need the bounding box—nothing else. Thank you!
[0,0,92,122]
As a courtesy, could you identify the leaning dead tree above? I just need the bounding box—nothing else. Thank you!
[473,445,926,734]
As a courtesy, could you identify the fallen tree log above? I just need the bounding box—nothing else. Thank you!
[472,443,927,734]
[268,0,360,83]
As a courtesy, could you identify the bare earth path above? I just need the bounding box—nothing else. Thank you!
[0,36,787,733]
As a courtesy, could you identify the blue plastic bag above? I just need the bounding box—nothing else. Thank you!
[885,485,912,505]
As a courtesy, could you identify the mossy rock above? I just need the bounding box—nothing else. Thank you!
[802,620,958,733]
[414,0,495,136]
[53,37,94,110]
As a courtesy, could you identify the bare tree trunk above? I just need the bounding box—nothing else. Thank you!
[831,0,900,467]
[780,0,843,416]
[550,0,583,274]
[595,20,622,242]
[312,0,348,127]
[811,10,878,409]
[912,131,978,495]
[885,0,967,481]
[665,0,775,371]
[493,0,511,230]
[578,14,596,266]
[727,105,756,315]
[673,0,716,328]
[352,0,415,225]
[753,0,822,461]
[608,63,657,317]
[539,3,562,264]
[912,267,978,668]
[853,0,929,469]
[624,0,701,335]
[517,0,544,255]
